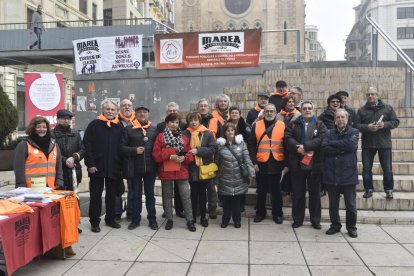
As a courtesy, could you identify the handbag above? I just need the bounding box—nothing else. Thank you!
[226,145,250,178]
[199,162,218,180]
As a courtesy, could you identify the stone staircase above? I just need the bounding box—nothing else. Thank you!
[224,66,414,211]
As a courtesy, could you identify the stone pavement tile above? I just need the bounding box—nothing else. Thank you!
[381,226,414,243]
[193,240,248,264]
[64,260,132,276]
[370,266,414,276]
[295,226,347,243]
[188,263,248,276]
[343,224,395,243]
[250,224,297,242]
[137,237,199,262]
[126,262,190,276]
[154,220,203,240]
[352,243,414,266]
[301,242,364,265]
[14,258,77,276]
[71,234,103,259]
[250,264,310,276]
[205,215,249,225]
[83,234,147,261]
[250,241,305,265]
[202,221,248,241]
[403,243,414,255]
[309,265,372,276]
[106,221,156,241]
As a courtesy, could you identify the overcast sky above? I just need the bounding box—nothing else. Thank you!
[305,0,361,60]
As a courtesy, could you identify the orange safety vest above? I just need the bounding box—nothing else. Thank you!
[207,117,219,140]
[212,109,229,126]
[255,119,285,162]
[25,142,57,188]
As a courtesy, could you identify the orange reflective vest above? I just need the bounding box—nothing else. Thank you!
[255,119,285,162]
[207,117,219,140]
[212,109,229,126]
[25,142,57,188]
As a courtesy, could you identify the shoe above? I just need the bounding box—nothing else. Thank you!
[254,216,265,223]
[326,227,340,235]
[209,213,217,219]
[234,222,241,228]
[386,191,393,199]
[221,221,229,228]
[128,222,140,230]
[78,227,82,234]
[240,206,245,212]
[91,225,101,233]
[64,246,76,258]
[149,221,158,230]
[274,217,283,224]
[165,219,173,230]
[200,217,209,227]
[363,189,373,198]
[292,222,302,228]
[29,45,33,49]
[162,212,166,218]
[114,215,122,223]
[312,224,322,230]
[176,211,185,218]
[348,229,358,238]
[126,216,132,222]
[187,221,196,232]
[105,221,121,229]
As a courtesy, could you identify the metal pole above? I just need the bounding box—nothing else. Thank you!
[372,27,378,67]
[405,64,412,107]
[296,30,300,62]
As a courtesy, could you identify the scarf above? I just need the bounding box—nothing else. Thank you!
[272,90,289,97]
[97,114,119,127]
[30,133,51,157]
[163,127,184,155]
[187,125,208,166]
[297,116,317,144]
[118,112,135,124]
[212,109,229,126]
[131,119,151,136]
[254,104,262,112]
[280,108,300,118]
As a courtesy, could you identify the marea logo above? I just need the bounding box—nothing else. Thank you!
[160,39,183,64]
[133,61,141,69]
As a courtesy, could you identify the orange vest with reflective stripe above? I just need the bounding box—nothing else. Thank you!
[25,142,57,188]
[208,117,219,140]
[255,119,285,162]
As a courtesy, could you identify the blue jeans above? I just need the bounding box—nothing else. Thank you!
[31,27,42,49]
[362,148,394,191]
[129,173,156,224]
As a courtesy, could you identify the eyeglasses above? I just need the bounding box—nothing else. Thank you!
[302,107,313,111]
[122,104,132,107]
[264,110,275,113]
[330,100,340,104]
[366,93,376,96]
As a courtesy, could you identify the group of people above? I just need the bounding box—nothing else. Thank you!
[14,81,399,239]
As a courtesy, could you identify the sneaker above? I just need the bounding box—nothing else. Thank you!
[363,190,373,198]
[127,222,140,230]
[105,221,121,229]
[385,190,393,199]
[326,227,340,235]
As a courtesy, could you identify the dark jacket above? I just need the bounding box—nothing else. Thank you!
[284,116,327,172]
[14,137,64,188]
[234,117,251,142]
[183,129,217,182]
[83,119,123,179]
[120,123,158,178]
[201,114,223,139]
[248,118,285,174]
[216,138,255,196]
[318,108,336,130]
[152,132,194,180]
[322,126,359,186]
[344,105,356,127]
[354,99,399,149]
[52,125,85,188]
[246,107,261,126]
[269,94,284,113]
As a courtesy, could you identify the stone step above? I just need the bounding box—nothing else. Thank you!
[357,162,414,175]
[356,175,414,192]
[361,139,414,150]
[356,150,414,162]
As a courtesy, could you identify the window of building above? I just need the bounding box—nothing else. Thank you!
[398,49,414,61]
[397,27,414,39]
[397,7,414,19]
[104,8,112,26]
[224,0,251,15]
[79,0,87,14]
[92,3,97,25]
[27,8,34,29]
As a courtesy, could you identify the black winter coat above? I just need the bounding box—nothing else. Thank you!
[246,107,260,126]
[322,127,359,186]
[284,116,327,172]
[318,108,336,130]
[52,125,85,188]
[83,119,123,179]
[183,129,217,182]
[120,123,158,178]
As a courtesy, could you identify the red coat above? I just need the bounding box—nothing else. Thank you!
[152,133,194,180]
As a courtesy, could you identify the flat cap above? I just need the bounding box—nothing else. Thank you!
[257,91,269,98]
[57,109,73,118]
[134,105,150,112]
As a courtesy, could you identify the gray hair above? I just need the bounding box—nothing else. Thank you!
[263,103,276,110]
[165,101,179,112]
[335,108,349,119]
[367,86,378,94]
[101,99,119,111]
[290,86,303,95]
[214,94,231,109]
[300,100,315,110]
[197,98,210,107]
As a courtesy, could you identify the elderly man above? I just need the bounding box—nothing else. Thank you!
[285,101,327,229]
[354,87,399,199]
[290,86,304,109]
[212,94,231,127]
[335,90,356,126]
[322,109,359,238]
[115,99,135,221]
[269,80,289,112]
[197,98,222,218]
[121,105,158,230]
[246,91,269,126]
[156,102,186,218]
[83,100,124,233]
[248,103,285,224]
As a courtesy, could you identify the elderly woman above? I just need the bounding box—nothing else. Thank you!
[228,106,251,142]
[152,113,196,232]
[216,122,255,228]
[276,95,301,125]
[183,111,216,227]
[14,116,63,189]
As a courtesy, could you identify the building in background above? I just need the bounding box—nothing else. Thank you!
[345,0,414,61]
[305,25,326,62]
[173,0,306,62]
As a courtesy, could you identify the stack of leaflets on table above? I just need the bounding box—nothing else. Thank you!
[23,194,52,203]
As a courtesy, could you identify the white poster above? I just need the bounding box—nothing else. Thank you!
[73,35,143,75]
